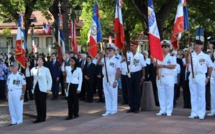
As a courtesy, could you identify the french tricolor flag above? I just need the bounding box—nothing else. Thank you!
[14,14,26,68]
[88,2,102,58]
[114,0,124,50]
[171,0,186,50]
[148,0,163,61]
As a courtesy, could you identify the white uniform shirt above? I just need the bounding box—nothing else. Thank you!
[65,66,83,91]
[126,51,146,73]
[173,63,181,83]
[145,58,151,65]
[211,62,215,79]
[101,56,120,77]
[25,67,31,77]
[158,53,177,75]
[7,72,26,90]
[120,61,128,75]
[188,51,213,74]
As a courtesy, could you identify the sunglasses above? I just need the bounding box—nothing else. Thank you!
[162,45,169,48]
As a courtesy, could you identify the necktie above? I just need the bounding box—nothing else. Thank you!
[81,61,84,70]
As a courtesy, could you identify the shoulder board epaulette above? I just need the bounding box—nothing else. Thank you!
[127,51,131,53]
[19,72,24,76]
[115,56,119,59]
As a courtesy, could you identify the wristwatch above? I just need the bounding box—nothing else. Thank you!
[207,76,211,79]
[114,80,118,83]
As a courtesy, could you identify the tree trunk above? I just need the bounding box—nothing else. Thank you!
[49,0,70,52]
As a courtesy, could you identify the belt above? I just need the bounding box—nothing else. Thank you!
[160,74,173,77]
[130,70,141,75]
[9,89,21,91]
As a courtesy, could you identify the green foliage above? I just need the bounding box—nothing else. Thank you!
[2,28,11,36]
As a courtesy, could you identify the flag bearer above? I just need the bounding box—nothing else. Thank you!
[156,40,176,117]
[186,40,213,120]
[126,41,146,113]
[98,43,121,117]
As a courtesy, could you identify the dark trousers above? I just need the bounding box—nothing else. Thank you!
[80,79,86,100]
[97,77,104,101]
[67,84,79,117]
[34,83,47,121]
[51,79,59,98]
[60,71,65,95]
[173,84,178,106]
[24,77,34,101]
[126,70,142,111]
[85,78,94,102]
[121,75,128,104]
[151,80,159,106]
[0,80,6,100]
[206,82,211,110]
[183,80,191,108]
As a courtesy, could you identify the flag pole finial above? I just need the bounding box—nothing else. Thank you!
[58,2,61,14]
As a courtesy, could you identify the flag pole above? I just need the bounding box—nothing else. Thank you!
[102,43,109,83]
[58,2,61,53]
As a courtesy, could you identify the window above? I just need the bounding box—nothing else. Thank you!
[6,37,13,48]
[46,37,53,47]
[34,37,39,48]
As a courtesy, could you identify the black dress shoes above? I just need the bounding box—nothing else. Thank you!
[65,117,73,120]
[134,110,139,113]
[126,109,134,113]
[33,120,41,123]
[74,115,79,118]
[8,123,16,126]
[33,119,45,123]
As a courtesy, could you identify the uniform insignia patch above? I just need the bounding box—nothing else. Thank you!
[109,62,114,67]
[199,58,205,65]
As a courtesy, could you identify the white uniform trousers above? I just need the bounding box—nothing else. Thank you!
[103,76,118,114]
[189,74,206,118]
[8,89,23,124]
[156,75,174,115]
[210,78,215,114]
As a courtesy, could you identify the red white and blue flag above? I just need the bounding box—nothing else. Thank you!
[88,2,102,58]
[114,0,124,50]
[58,14,65,65]
[43,22,51,34]
[171,0,189,50]
[70,21,78,53]
[14,14,26,68]
[148,0,163,61]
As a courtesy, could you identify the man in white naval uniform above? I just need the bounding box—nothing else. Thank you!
[7,62,26,125]
[186,40,213,120]
[99,43,121,117]
[207,40,215,117]
[156,40,176,116]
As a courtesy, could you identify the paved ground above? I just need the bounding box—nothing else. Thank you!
[1,93,215,134]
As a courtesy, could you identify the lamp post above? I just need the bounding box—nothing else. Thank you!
[69,4,82,52]
[30,24,35,53]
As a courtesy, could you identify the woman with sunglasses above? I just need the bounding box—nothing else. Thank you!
[65,57,83,120]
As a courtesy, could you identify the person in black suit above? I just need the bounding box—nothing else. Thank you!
[21,57,34,101]
[96,59,104,102]
[149,57,159,106]
[49,53,60,100]
[79,54,87,100]
[83,56,96,102]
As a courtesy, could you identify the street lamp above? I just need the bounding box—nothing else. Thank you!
[69,4,82,23]
[30,24,35,52]
[68,4,82,51]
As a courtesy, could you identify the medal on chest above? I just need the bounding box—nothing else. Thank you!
[199,58,205,65]
[133,58,139,66]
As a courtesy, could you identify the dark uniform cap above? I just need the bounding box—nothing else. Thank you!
[195,40,203,45]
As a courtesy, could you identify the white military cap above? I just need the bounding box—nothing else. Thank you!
[161,40,171,47]
[106,43,118,51]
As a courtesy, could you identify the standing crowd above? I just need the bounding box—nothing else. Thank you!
[0,39,215,126]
